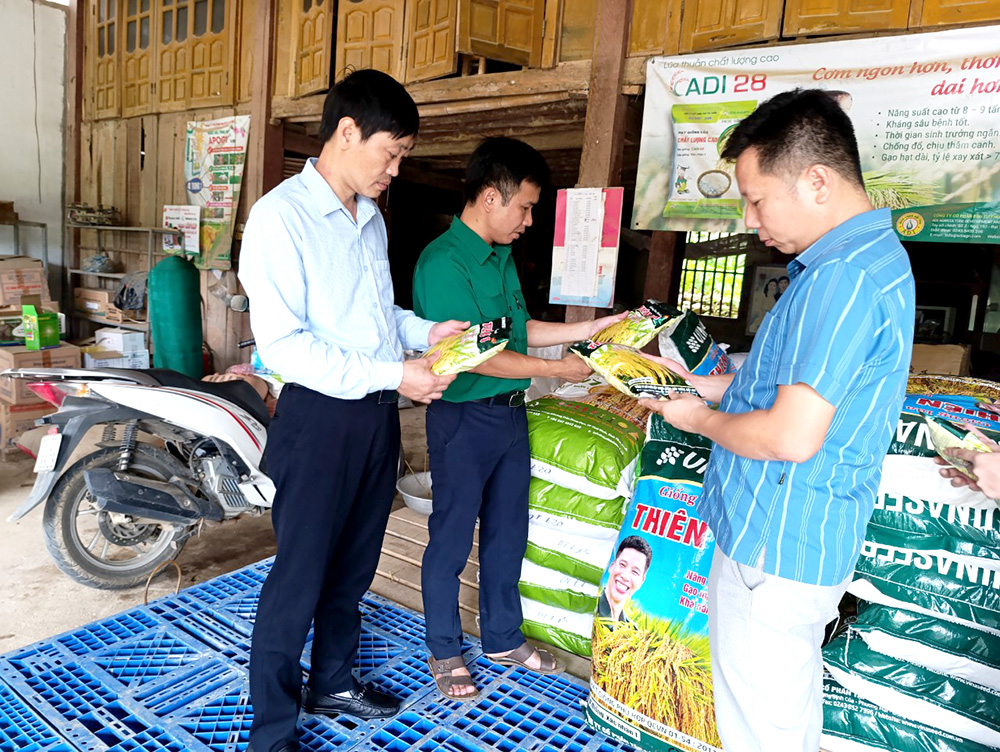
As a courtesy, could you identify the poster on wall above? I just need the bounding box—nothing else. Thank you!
[632,25,1000,244]
[185,115,250,270]
[161,205,201,257]
[550,187,625,308]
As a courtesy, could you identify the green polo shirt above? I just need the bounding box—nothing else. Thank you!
[413,216,531,402]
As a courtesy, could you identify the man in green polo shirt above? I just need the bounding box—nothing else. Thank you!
[413,137,625,699]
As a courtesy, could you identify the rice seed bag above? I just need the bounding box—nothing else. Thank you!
[527,397,645,501]
[521,597,594,657]
[851,602,1000,692]
[587,415,721,752]
[888,378,1000,458]
[591,300,679,349]
[528,479,627,541]
[822,672,997,752]
[570,341,698,400]
[519,559,599,614]
[657,309,735,377]
[823,634,1000,748]
[525,522,617,585]
[421,317,510,375]
[849,536,1000,634]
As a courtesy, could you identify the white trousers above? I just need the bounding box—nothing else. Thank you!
[707,547,851,752]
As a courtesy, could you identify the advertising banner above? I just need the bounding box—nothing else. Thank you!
[185,115,250,269]
[633,26,1000,243]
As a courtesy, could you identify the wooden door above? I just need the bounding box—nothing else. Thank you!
[458,0,545,67]
[629,0,682,56]
[88,0,121,119]
[122,0,154,116]
[335,0,405,81]
[294,0,335,96]
[404,0,458,83]
[784,0,910,35]
[679,0,782,53]
[157,0,235,112]
[914,0,1000,25]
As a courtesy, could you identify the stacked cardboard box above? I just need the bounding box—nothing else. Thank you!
[0,343,81,450]
[82,328,149,370]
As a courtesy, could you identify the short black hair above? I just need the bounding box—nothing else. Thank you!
[318,69,419,144]
[464,137,550,206]
[720,88,864,188]
[616,535,652,572]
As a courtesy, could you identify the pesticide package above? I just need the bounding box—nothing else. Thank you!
[587,415,721,752]
[570,341,698,400]
[422,317,510,375]
[823,633,1000,748]
[657,309,735,378]
[527,397,645,501]
[591,300,678,349]
[822,672,998,752]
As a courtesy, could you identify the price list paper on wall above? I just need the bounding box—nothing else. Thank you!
[550,187,624,308]
[632,25,1000,243]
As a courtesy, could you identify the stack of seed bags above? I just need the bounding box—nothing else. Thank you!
[821,375,1000,752]
[586,415,721,751]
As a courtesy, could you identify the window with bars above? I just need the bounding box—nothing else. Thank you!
[678,231,746,319]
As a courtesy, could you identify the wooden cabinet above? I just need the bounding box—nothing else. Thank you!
[458,0,545,67]
[294,0,334,95]
[405,0,458,82]
[87,0,121,120]
[913,0,1000,26]
[335,0,406,81]
[784,0,910,35]
[629,0,682,56]
[680,0,782,52]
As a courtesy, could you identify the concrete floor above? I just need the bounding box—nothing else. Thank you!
[0,404,429,653]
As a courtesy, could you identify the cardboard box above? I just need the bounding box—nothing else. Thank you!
[82,347,150,370]
[0,257,49,307]
[21,295,60,350]
[0,402,55,450]
[910,344,971,376]
[0,343,82,405]
[74,287,126,323]
[96,327,145,353]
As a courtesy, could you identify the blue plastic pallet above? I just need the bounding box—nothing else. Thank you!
[0,558,636,752]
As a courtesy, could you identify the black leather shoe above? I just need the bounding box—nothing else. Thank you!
[303,681,400,720]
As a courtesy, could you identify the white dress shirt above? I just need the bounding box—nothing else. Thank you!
[238,158,433,399]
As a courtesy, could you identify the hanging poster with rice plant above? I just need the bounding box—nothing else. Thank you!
[185,115,250,270]
[633,25,1000,243]
[586,415,720,752]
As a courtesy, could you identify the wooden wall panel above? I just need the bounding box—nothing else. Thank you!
[273,0,296,97]
[294,0,334,95]
[558,0,596,61]
[88,0,122,119]
[335,0,405,81]
[629,0,681,55]
[237,0,255,103]
[122,0,154,116]
[405,0,458,83]
[784,0,909,35]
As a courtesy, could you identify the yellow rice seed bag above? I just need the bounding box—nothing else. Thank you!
[422,317,511,376]
[570,341,698,400]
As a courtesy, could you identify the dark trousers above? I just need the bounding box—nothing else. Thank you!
[249,384,400,752]
[422,399,530,660]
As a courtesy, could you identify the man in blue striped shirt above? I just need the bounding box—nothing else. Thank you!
[641,89,914,752]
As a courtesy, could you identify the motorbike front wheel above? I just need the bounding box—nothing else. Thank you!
[43,444,196,589]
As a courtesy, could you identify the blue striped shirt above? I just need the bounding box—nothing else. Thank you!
[239,158,433,400]
[700,209,914,585]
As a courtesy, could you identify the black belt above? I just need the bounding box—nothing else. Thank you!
[469,390,526,407]
[366,389,398,404]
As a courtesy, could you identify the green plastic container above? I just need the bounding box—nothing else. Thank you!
[149,255,203,377]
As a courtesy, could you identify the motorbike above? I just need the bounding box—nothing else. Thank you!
[4,366,275,589]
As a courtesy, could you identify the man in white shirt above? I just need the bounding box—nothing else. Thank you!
[239,69,464,752]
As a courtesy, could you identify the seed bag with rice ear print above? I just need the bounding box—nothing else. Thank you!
[586,414,721,752]
[658,308,735,378]
[421,317,510,375]
[570,341,698,400]
[590,300,679,349]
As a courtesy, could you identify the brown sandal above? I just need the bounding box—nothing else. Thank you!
[428,655,480,701]
[486,642,560,674]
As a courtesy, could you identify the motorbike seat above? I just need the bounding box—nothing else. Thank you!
[141,369,271,428]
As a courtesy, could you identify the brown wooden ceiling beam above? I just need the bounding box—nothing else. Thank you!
[411,129,585,158]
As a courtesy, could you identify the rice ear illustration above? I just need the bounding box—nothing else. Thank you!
[862,169,937,210]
